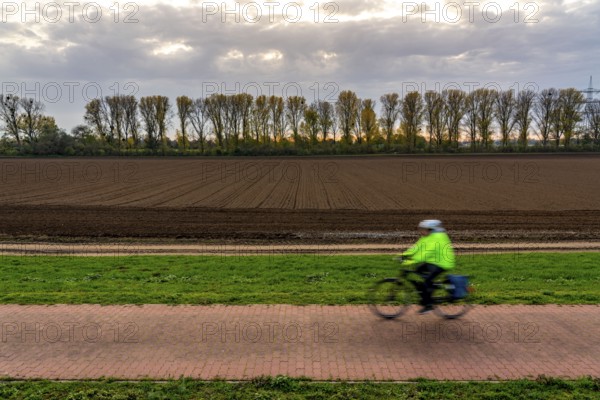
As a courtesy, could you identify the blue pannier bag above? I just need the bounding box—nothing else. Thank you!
[447,275,469,299]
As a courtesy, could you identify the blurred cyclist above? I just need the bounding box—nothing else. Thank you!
[401,219,455,315]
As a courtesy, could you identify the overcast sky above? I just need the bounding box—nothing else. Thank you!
[1,0,599,131]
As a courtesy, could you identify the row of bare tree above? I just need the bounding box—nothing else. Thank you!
[81,88,600,151]
[378,88,599,150]
[82,93,338,151]
[3,88,599,153]
[0,94,59,146]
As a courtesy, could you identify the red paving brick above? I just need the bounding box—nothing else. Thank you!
[0,304,598,380]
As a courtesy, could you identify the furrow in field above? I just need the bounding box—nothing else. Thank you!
[1,155,599,211]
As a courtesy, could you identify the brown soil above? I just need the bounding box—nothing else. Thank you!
[1,155,599,243]
[0,205,599,243]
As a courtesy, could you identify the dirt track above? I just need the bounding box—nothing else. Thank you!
[1,241,599,256]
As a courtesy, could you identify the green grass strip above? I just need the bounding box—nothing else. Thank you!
[0,376,598,399]
[1,253,598,305]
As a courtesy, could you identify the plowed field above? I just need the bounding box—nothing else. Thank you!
[1,155,599,243]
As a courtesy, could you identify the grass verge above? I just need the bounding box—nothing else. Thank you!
[1,253,598,305]
[0,376,598,399]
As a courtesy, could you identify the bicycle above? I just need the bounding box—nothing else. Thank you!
[368,258,474,320]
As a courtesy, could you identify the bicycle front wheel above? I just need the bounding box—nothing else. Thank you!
[368,278,414,319]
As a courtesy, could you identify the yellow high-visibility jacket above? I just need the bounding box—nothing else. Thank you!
[402,231,455,270]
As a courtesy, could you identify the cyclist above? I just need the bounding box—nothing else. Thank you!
[401,219,455,315]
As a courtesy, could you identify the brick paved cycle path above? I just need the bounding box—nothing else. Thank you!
[0,305,598,381]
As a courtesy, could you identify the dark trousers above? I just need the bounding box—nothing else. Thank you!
[416,263,445,306]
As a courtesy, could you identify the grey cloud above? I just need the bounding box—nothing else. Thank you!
[0,0,598,130]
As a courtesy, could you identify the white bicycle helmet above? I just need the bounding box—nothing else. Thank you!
[418,219,442,230]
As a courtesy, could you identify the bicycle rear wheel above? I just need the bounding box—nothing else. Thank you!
[368,278,414,319]
[432,282,473,319]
